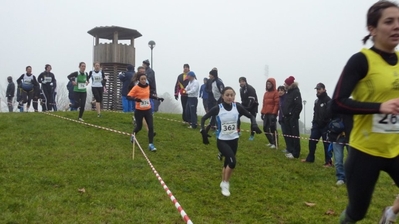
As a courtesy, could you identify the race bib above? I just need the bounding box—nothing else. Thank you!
[221,122,237,135]
[94,76,101,82]
[372,114,399,133]
[44,77,52,83]
[24,79,31,84]
[78,83,86,89]
[139,99,150,109]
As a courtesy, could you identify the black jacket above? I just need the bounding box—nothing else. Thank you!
[281,83,302,119]
[118,70,134,96]
[240,83,258,113]
[6,82,15,98]
[312,92,331,127]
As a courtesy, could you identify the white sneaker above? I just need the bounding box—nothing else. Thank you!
[270,144,276,149]
[285,153,294,159]
[379,206,397,224]
[220,181,230,197]
[336,180,345,186]
[78,118,84,122]
[266,143,272,147]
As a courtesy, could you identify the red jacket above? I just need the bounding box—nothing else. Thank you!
[261,78,279,115]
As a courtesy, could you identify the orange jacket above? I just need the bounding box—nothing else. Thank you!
[127,84,152,111]
[261,78,279,115]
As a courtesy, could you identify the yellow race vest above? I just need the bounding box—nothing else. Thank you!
[350,48,399,158]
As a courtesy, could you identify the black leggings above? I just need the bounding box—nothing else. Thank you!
[134,109,154,144]
[20,89,38,111]
[92,87,103,103]
[42,86,54,111]
[73,92,87,118]
[217,138,239,169]
[263,114,277,145]
[344,147,399,221]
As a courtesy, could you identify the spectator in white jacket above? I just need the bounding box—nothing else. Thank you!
[185,71,200,128]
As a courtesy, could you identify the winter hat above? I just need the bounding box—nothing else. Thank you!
[187,71,196,78]
[284,76,295,86]
[203,77,208,81]
[209,69,218,78]
[183,64,190,69]
[127,64,134,71]
[239,77,247,82]
[7,76,12,80]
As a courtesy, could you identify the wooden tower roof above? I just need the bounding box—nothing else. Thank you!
[87,26,142,40]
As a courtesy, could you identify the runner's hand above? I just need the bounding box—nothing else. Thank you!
[200,129,211,145]
[134,98,142,102]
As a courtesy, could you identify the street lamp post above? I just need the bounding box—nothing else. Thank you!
[303,100,307,134]
[148,40,156,69]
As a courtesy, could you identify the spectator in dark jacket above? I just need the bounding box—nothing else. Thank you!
[239,77,259,140]
[6,76,15,112]
[199,78,209,113]
[301,83,332,166]
[277,85,289,152]
[66,80,76,111]
[119,64,135,112]
[281,76,303,159]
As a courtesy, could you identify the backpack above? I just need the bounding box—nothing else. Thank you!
[328,118,345,134]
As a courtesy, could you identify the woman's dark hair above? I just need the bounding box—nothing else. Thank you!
[45,64,51,70]
[79,62,85,67]
[277,85,286,92]
[363,0,399,44]
[221,86,236,95]
[26,66,31,70]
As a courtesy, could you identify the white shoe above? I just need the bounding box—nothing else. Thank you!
[270,144,276,149]
[285,153,294,159]
[336,180,345,186]
[78,118,84,122]
[220,181,230,197]
[266,143,272,147]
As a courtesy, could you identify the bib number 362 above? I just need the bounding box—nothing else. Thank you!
[372,114,399,133]
[221,122,236,135]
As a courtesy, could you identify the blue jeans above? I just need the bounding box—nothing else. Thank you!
[333,137,348,181]
[122,96,134,112]
[305,125,331,163]
[185,97,198,128]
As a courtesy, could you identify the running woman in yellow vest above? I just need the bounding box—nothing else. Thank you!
[332,1,399,223]
[67,62,89,121]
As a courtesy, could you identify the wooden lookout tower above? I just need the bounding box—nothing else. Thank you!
[88,26,142,110]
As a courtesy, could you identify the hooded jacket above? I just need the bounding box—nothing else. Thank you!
[118,68,134,96]
[281,82,302,119]
[261,78,279,115]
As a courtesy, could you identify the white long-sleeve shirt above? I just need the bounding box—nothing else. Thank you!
[185,79,200,97]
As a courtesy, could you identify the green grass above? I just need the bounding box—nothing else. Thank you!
[0,111,396,223]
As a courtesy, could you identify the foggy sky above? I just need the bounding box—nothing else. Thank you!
[0,0,379,127]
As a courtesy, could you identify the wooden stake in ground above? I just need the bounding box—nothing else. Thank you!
[275,130,279,149]
[132,135,135,160]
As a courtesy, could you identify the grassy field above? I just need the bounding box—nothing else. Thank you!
[0,111,397,224]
